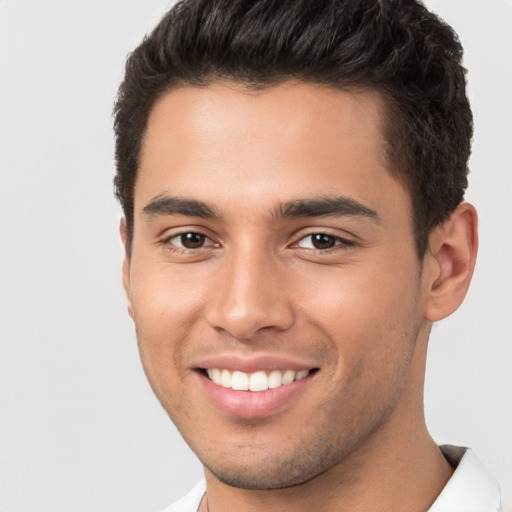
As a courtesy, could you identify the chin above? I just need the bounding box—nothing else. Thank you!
[206,462,317,490]
[198,434,350,491]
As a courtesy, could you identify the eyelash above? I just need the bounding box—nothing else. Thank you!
[293,232,355,251]
[160,230,355,254]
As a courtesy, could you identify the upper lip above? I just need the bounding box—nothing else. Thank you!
[192,354,319,373]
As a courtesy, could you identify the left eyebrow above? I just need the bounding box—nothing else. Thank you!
[272,196,380,222]
[142,195,222,221]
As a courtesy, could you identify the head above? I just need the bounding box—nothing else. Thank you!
[113,0,477,494]
[114,0,473,259]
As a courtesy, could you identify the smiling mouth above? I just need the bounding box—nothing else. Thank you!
[200,368,319,392]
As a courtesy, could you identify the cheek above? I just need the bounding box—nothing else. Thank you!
[129,263,205,388]
[130,257,205,328]
[297,259,421,375]
[299,258,419,325]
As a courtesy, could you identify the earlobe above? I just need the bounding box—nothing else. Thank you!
[120,219,134,319]
[423,202,478,322]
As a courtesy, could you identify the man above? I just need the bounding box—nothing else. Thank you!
[113,0,501,510]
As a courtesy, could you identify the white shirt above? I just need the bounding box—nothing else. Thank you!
[162,446,501,512]
[430,446,501,512]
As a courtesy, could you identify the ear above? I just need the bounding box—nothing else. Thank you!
[120,218,134,319]
[423,202,478,322]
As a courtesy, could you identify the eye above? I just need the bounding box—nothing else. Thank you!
[167,232,213,249]
[296,233,350,250]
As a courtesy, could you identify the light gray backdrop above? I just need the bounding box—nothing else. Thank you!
[0,1,511,511]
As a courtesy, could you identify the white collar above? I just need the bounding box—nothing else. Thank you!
[428,445,501,511]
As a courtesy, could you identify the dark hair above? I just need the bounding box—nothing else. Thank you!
[114,0,472,257]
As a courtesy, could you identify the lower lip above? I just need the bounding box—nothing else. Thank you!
[197,372,313,419]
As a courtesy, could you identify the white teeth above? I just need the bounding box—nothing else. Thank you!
[220,369,231,388]
[211,368,221,384]
[282,370,295,385]
[205,368,311,391]
[268,370,282,389]
[249,371,268,392]
[295,369,309,381]
[231,371,249,391]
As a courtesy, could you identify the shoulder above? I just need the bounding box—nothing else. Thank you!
[160,480,206,512]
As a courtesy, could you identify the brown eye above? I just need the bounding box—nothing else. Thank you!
[295,233,352,251]
[311,233,336,249]
[180,232,206,248]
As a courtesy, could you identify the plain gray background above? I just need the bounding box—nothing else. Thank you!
[0,1,511,511]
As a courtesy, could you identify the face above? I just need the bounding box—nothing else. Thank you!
[123,82,431,489]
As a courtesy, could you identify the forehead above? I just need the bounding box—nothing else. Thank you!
[136,82,408,218]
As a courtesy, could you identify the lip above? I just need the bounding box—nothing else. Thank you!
[192,354,318,373]
[196,370,315,418]
[192,354,319,419]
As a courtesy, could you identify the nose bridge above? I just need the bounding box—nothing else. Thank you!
[205,239,294,339]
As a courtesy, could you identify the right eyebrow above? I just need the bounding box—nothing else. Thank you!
[272,196,380,223]
[142,195,222,221]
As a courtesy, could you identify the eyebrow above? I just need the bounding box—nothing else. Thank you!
[273,197,380,222]
[142,194,379,223]
[142,195,222,221]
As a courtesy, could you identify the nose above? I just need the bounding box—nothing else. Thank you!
[204,247,295,341]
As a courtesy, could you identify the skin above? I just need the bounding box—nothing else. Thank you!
[121,82,478,512]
